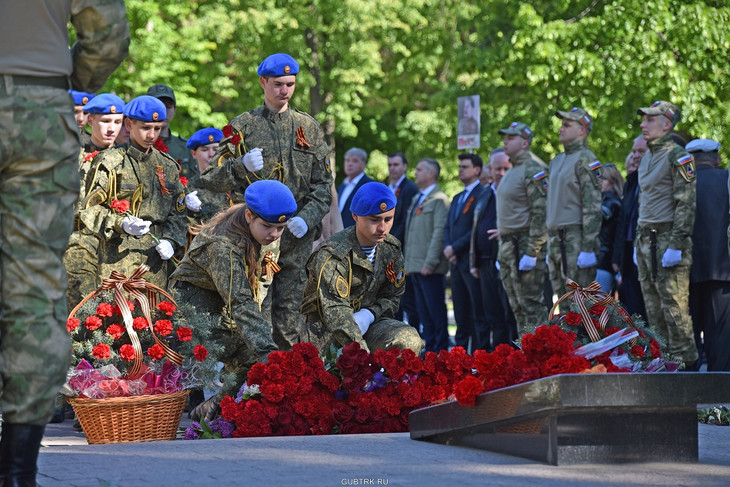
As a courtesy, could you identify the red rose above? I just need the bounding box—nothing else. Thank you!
[84,315,103,331]
[564,312,582,326]
[154,319,173,336]
[176,326,192,341]
[106,323,125,340]
[147,344,166,360]
[119,344,136,362]
[92,343,111,360]
[453,375,483,407]
[193,344,208,361]
[110,199,130,214]
[179,176,188,187]
[132,316,149,330]
[96,302,114,317]
[66,317,80,333]
[157,300,176,316]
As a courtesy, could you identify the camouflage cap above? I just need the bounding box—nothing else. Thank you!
[498,121,534,143]
[637,100,681,126]
[146,84,176,103]
[556,107,594,133]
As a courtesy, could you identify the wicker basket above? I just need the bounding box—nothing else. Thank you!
[67,389,189,444]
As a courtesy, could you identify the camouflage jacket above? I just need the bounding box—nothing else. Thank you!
[545,139,602,252]
[638,134,696,250]
[77,140,105,202]
[199,104,333,232]
[170,231,280,362]
[185,174,230,226]
[77,144,188,250]
[160,133,196,179]
[300,226,406,349]
[496,151,548,257]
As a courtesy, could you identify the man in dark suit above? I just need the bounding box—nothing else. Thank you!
[687,139,730,371]
[611,135,648,320]
[337,147,372,228]
[388,152,421,328]
[470,149,517,351]
[444,153,487,352]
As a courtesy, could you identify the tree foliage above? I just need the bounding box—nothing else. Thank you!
[89,0,728,195]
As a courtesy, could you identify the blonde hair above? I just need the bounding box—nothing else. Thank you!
[601,165,624,197]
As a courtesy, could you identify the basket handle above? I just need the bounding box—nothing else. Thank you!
[548,279,637,343]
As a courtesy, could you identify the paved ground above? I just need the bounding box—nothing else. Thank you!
[37,415,730,487]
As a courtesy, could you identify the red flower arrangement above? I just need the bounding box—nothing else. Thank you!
[153,137,169,153]
[66,266,220,399]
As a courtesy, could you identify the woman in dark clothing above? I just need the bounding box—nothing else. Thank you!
[597,164,624,294]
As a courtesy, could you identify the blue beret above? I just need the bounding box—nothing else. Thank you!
[350,182,396,216]
[245,180,297,223]
[186,127,224,150]
[69,90,95,106]
[257,53,299,77]
[123,95,167,122]
[82,93,125,115]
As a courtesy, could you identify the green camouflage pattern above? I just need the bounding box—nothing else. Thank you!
[547,225,598,308]
[200,105,333,349]
[170,230,280,399]
[0,84,80,424]
[635,228,697,364]
[300,226,423,356]
[76,141,105,203]
[161,133,196,180]
[185,174,230,227]
[497,231,548,337]
[65,145,188,303]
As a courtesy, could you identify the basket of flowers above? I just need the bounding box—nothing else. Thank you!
[65,265,220,444]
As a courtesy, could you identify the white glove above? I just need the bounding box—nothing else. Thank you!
[287,216,308,238]
[576,251,597,269]
[121,216,151,236]
[185,191,202,212]
[241,148,264,172]
[633,247,638,266]
[662,248,682,267]
[495,261,501,271]
[155,239,175,260]
[352,309,375,336]
[518,254,536,271]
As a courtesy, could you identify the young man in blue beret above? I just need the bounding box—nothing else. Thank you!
[200,52,333,351]
[300,182,424,356]
[69,90,95,144]
[65,95,188,309]
[185,127,228,225]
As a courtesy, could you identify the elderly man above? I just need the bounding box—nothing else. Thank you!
[338,147,373,228]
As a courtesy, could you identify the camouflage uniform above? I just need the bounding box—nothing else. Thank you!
[636,134,697,363]
[201,106,333,349]
[169,231,280,400]
[161,133,196,179]
[65,145,188,308]
[185,173,230,227]
[300,226,424,355]
[546,139,602,302]
[0,0,129,426]
[496,151,548,336]
[77,140,106,203]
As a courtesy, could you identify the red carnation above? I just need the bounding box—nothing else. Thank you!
[157,300,176,316]
[231,134,242,146]
[222,125,234,138]
[153,138,169,153]
[84,315,103,331]
[154,319,173,336]
[106,323,125,340]
[83,150,100,163]
[564,312,582,326]
[132,316,149,330]
[589,305,606,315]
[630,345,646,358]
[110,199,130,214]
[112,300,135,316]
[96,302,114,317]
[194,344,208,361]
[66,317,80,333]
[92,343,111,360]
[650,339,662,358]
[147,343,166,360]
[454,375,483,407]
[179,176,188,187]
[119,344,136,362]
[176,326,193,341]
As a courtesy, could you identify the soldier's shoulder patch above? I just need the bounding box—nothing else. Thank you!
[533,170,548,190]
[394,267,406,288]
[589,160,602,180]
[176,192,187,212]
[335,275,350,297]
[324,156,332,173]
[676,153,696,181]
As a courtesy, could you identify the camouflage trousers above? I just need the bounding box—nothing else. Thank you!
[498,231,547,337]
[305,316,424,357]
[547,225,597,312]
[0,81,78,424]
[635,226,698,364]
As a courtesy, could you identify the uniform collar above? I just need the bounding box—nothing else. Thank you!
[261,103,291,122]
[564,138,588,154]
[647,133,674,153]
